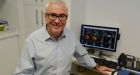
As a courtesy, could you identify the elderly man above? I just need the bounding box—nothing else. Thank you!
[14,0,112,75]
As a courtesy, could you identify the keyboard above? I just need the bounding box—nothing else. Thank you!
[92,57,118,69]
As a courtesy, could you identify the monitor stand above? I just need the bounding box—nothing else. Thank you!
[93,49,113,59]
[93,50,103,57]
[87,48,115,59]
[87,48,102,57]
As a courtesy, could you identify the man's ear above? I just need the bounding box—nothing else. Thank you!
[44,13,46,17]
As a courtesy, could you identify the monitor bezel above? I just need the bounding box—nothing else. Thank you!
[80,24,119,52]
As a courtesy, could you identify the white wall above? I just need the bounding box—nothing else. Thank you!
[70,0,86,38]
[0,0,19,29]
[65,0,71,28]
[71,0,140,57]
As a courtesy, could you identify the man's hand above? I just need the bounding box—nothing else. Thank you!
[95,64,113,75]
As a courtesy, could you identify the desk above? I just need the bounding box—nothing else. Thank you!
[72,57,113,75]
[72,57,140,75]
[71,63,102,75]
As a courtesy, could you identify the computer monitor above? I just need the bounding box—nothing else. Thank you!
[80,24,120,52]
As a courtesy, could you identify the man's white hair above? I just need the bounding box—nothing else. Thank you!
[46,0,66,3]
[44,0,68,13]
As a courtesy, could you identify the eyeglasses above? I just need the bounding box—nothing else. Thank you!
[46,13,68,21]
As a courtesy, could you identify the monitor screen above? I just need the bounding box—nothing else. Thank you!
[80,24,119,52]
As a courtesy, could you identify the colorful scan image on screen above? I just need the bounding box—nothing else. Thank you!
[80,24,119,52]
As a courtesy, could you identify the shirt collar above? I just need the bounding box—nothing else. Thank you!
[42,26,67,41]
[41,26,51,41]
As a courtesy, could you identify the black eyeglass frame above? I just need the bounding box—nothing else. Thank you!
[46,13,68,21]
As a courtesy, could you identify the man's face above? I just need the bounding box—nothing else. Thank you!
[45,2,68,37]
